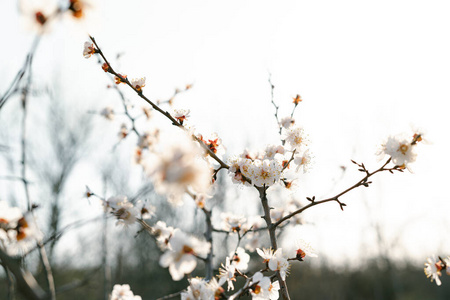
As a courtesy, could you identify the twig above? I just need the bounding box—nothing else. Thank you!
[202,207,214,281]
[155,289,185,300]
[89,36,229,170]
[268,74,283,137]
[273,158,394,228]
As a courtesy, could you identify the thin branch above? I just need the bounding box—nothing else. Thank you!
[268,74,283,137]
[89,36,229,170]
[202,207,214,281]
[155,289,185,300]
[273,158,395,228]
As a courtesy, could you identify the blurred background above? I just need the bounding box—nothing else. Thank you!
[1,0,450,299]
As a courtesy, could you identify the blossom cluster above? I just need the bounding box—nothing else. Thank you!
[377,131,425,171]
[80,40,429,300]
[228,140,310,188]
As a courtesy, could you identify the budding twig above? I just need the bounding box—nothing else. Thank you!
[89,36,230,171]
[273,158,394,228]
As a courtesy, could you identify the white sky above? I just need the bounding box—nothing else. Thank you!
[2,0,450,265]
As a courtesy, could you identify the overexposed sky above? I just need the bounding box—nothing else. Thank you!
[2,0,450,265]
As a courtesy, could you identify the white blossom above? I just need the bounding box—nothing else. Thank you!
[424,255,443,286]
[229,247,250,272]
[111,284,142,300]
[218,257,236,291]
[378,134,417,169]
[146,132,212,205]
[131,77,146,92]
[160,229,210,281]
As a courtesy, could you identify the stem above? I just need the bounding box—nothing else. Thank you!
[273,158,393,228]
[202,208,214,281]
[257,186,291,300]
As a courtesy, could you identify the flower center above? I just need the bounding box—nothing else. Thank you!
[35,12,47,26]
[182,245,194,254]
[399,144,408,155]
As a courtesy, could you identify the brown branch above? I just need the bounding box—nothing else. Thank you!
[89,36,229,170]
[273,158,394,228]
[257,186,291,300]
[201,207,214,281]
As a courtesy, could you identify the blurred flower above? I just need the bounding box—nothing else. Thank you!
[118,123,128,139]
[142,106,152,120]
[424,255,444,286]
[152,221,174,250]
[293,149,312,173]
[280,116,295,129]
[19,0,58,33]
[293,239,318,261]
[103,196,139,226]
[113,202,139,227]
[111,284,141,300]
[137,130,159,149]
[100,107,114,120]
[221,213,246,232]
[0,202,42,255]
[145,132,212,205]
[68,0,87,19]
[136,201,155,220]
[83,41,96,58]
[160,229,210,281]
